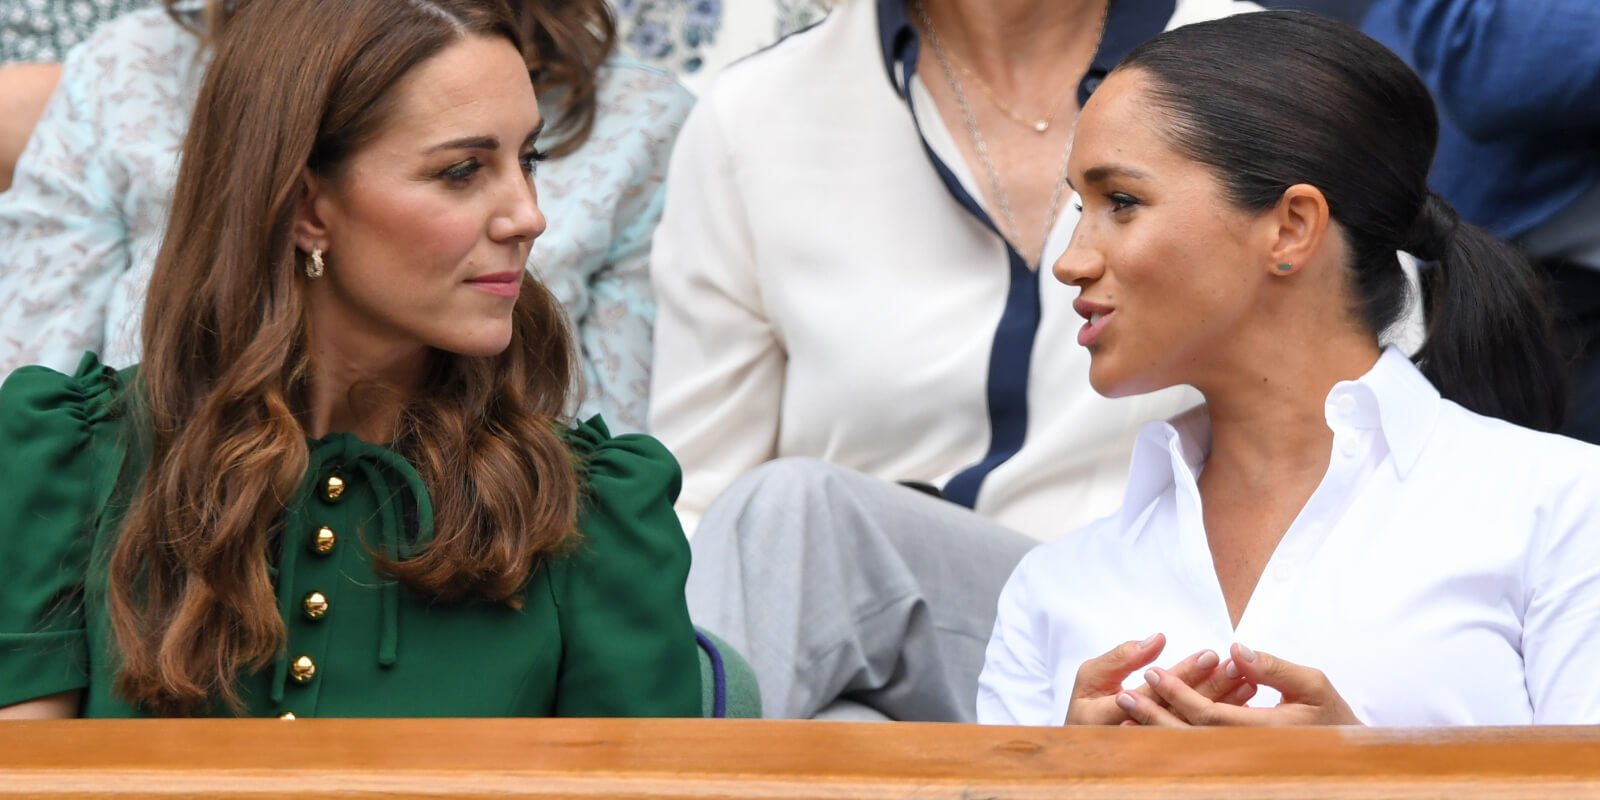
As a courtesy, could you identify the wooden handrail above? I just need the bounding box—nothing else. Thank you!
[2,719,1598,798]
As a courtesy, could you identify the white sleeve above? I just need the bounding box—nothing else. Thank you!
[1522,478,1600,723]
[977,554,1058,726]
[647,87,784,535]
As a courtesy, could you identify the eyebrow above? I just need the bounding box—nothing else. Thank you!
[1066,164,1151,191]
[425,121,545,154]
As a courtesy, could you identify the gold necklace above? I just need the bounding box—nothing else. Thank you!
[918,0,1109,265]
[927,1,1110,135]
[949,55,1079,134]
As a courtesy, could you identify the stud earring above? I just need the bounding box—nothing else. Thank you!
[306,247,325,279]
[1276,263,1294,272]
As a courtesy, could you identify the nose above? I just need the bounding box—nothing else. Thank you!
[489,169,546,245]
[1052,226,1105,288]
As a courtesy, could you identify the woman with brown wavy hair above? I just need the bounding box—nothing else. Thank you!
[0,0,698,719]
[0,0,689,432]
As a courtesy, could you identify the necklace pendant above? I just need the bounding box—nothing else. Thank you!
[1033,120,1049,133]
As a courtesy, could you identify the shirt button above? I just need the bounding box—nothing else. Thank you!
[310,525,337,555]
[1341,438,1362,458]
[302,591,330,621]
[1335,394,1358,417]
[290,655,317,685]
[320,473,347,504]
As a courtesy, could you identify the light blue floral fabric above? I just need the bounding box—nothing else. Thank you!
[614,0,828,77]
[0,8,693,432]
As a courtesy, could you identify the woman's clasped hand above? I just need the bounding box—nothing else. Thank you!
[1066,635,1360,726]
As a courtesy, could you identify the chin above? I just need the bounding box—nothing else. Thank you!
[1087,353,1167,399]
[440,327,515,359]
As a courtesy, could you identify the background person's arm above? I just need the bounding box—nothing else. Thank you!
[0,62,62,191]
[1367,0,1600,138]
[647,89,784,536]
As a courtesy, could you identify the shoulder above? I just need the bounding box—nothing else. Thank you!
[594,57,696,127]
[566,415,684,530]
[1431,402,1600,499]
[0,353,132,446]
[0,354,137,537]
[63,7,202,82]
[690,2,876,133]
[54,7,203,134]
[554,416,689,588]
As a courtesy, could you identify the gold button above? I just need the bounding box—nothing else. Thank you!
[321,473,346,503]
[290,655,316,684]
[278,711,296,720]
[310,525,336,555]
[302,591,329,621]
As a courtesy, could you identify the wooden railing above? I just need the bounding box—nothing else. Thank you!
[2,719,1598,798]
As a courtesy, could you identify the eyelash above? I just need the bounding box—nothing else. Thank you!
[437,149,548,183]
[1071,193,1140,215]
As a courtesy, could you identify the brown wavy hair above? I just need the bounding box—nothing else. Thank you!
[166,0,616,156]
[115,0,582,716]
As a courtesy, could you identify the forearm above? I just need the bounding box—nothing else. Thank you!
[0,63,63,191]
[0,690,82,720]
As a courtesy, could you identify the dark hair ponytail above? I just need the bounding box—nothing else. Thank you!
[1409,195,1566,430]
[1117,10,1567,431]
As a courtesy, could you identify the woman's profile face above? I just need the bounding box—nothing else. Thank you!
[304,34,545,361]
[1054,70,1272,397]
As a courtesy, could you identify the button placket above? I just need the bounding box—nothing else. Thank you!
[277,461,353,715]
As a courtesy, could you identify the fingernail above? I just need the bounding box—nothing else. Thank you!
[1224,659,1240,679]
[1144,669,1161,686]
[1196,650,1219,670]
[1116,692,1137,711]
[1140,633,1159,646]
[1238,644,1257,662]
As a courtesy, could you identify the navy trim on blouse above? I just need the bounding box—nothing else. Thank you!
[875,0,1176,509]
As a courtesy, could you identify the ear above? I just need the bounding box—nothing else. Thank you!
[1264,183,1331,277]
[292,168,332,254]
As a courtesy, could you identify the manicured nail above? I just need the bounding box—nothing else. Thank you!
[1238,644,1257,662]
[1196,650,1219,670]
[1224,659,1240,679]
[1116,692,1137,711]
[1140,633,1159,646]
[1144,669,1161,686]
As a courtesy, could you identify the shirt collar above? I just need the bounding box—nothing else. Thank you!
[876,0,1178,101]
[1115,347,1443,531]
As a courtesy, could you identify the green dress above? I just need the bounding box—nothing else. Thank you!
[0,355,701,718]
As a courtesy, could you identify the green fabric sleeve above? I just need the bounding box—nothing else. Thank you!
[552,416,700,717]
[0,353,122,707]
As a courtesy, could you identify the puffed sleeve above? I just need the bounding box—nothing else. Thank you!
[0,354,125,707]
[550,416,700,717]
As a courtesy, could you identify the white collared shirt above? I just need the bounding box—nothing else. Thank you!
[978,349,1600,726]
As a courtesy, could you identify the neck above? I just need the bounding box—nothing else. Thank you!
[919,0,1105,90]
[304,331,428,443]
[1195,331,1383,490]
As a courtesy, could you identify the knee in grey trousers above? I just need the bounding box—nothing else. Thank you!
[685,458,1036,722]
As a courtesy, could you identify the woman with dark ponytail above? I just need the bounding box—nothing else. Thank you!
[979,10,1600,727]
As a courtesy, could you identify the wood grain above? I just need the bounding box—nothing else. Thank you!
[1,719,1597,798]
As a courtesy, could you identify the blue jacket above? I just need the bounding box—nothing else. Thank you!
[1362,0,1600,240]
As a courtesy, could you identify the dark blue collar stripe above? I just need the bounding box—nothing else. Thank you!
[875,0,1176,508]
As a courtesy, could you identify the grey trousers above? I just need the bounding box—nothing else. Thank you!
[685,458,1036,722]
